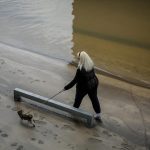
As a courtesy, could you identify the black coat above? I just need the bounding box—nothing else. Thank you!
[64,68,98,91]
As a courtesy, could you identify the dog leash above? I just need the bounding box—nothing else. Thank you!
[25,89,65,115]
[16,89,65,121]
[49,89,64,100]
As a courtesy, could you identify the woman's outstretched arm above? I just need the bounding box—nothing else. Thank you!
[64,69,80,90]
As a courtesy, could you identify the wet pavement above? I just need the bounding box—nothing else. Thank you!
[0,43,149,150]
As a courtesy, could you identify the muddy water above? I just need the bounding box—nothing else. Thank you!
[72,0,150,86]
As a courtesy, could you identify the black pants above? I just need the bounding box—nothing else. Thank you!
[73,87,101,113]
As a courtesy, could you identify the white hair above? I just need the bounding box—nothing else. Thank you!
[77,51,94,71]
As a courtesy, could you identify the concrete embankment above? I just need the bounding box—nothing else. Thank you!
[0,44,149,150]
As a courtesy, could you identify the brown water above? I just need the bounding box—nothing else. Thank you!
[72,0,150,86]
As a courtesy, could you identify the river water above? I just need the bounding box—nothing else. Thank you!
[73,0,150,86]
[0,0,149,87]
[0,0,74,61]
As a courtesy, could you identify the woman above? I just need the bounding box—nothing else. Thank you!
[64,51,102,122]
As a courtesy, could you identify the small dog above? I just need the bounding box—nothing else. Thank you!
[17,110,35,127]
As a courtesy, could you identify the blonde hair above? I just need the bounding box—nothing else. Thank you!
[77,51,94,71]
